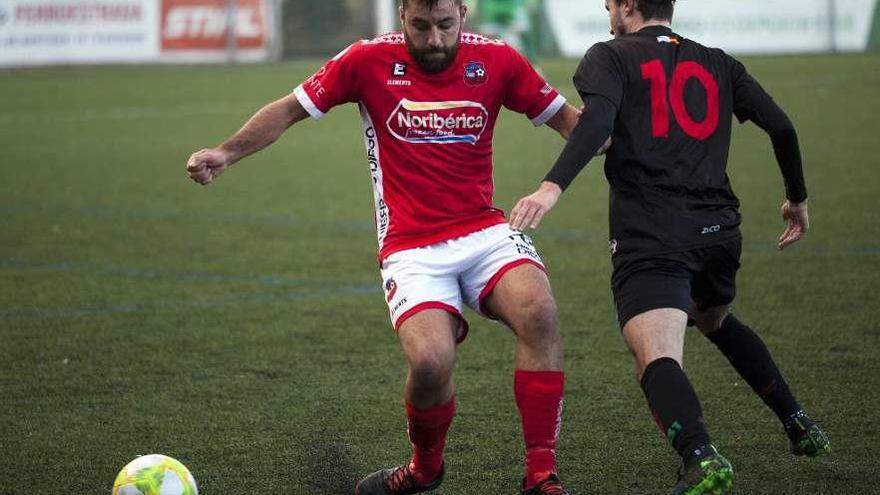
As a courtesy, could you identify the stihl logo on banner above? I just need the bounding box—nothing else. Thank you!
[161,0,265,50]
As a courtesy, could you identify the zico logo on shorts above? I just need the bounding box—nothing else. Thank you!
[386,99,489,145]
[161,0,265,50]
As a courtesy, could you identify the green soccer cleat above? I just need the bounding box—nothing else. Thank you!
[355,464,444,495]
[521,473,570,495]
[672,445,734,495]
[786,411,831,457]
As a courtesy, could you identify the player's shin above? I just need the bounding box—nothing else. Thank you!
[514,370,565,489]
[640,358,712,461]
[406,397,456,484]
[706,315,801,422]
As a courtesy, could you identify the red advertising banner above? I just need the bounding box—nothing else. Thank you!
[160,0,265,51]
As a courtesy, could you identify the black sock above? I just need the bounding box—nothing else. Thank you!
[707,314,801,423]
[641,358,711,462]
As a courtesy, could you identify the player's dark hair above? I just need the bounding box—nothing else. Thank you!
[401,0,463,9]
[618,0,675,22]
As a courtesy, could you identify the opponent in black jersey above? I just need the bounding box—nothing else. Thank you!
[509,1,829,494]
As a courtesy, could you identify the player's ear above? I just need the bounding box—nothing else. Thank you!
[628,0,638,17]
[399,5,406,27]
[460,4,468,24]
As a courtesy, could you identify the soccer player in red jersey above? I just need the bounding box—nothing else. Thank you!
[186,1,581,493]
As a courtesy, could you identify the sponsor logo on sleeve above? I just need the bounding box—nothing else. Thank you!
[386,99,489,145]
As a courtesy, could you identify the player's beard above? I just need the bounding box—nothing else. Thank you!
[405,32,460,74]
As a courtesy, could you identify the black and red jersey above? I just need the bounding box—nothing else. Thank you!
[575,26,784,256]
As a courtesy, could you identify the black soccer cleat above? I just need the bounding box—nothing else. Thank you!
[672,444,733,495]
[521,473,570,495]
[785,411,831,457]
[354,463,444,495]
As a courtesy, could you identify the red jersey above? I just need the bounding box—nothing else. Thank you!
[294,32,566,261]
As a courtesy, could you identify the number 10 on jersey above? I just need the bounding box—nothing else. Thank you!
[641,60,719,140]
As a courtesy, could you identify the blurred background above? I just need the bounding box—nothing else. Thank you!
[2,0,878,68]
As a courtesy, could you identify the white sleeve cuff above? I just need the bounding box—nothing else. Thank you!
[531,94,567,127]
[293,84,326,120]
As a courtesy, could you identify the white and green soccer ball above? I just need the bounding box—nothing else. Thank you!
[113,454,198,495]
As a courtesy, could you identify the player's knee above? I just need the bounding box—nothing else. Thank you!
[408,351,454,389]
[515,294,559,339]
[693,306,730,335]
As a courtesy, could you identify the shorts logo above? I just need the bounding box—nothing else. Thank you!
[509,233,540,260]
[464,61,488,87]
[384,278,398,302]
[609,239,619,255]
[387,99,489,145]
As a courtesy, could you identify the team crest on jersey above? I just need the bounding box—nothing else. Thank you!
[463,61,488,87]
[387,99,489,145]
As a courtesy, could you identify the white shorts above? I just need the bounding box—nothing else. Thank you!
[380,223,545,343]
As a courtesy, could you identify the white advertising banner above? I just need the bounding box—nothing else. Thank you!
[545,0,880,58]
[0,0,274,67]
[0,0,159,66]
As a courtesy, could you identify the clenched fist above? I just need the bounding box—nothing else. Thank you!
[186,148,232,185]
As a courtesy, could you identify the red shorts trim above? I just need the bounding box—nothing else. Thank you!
[394,301,471,344]
[478,259,547,318]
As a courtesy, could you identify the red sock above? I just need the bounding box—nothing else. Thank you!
[406,396,456,484]
[515,370,565,489]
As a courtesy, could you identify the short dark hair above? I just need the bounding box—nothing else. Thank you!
[618,0,675,22]
[401,0,463,9]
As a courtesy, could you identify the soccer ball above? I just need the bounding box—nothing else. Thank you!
[113,454,198,495]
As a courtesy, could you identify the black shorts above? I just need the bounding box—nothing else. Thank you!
[611,237,742,329]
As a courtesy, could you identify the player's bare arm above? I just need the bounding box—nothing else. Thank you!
[544,104,580,140]
[510,94,616,231]
[186,93,309,186]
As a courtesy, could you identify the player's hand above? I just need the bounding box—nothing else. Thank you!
[186,148,231,186]
[778,199,809,250]
[509,181,563,231]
